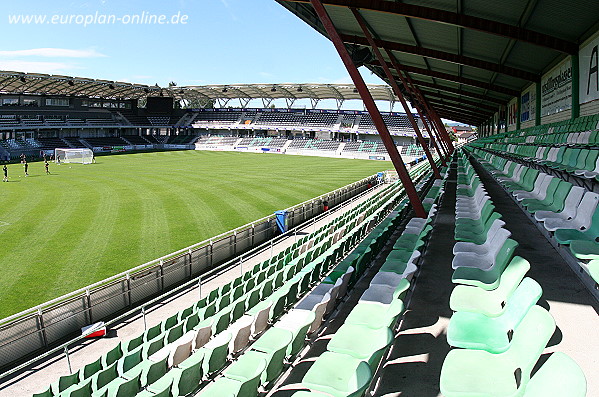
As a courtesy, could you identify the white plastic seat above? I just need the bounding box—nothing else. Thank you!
[452,230,512,270]
[169,330,195,367]
[193,320,213,350]
[228,315,254,354]
[360,279,409,305]
[535,186,585,222]
[542,192,599,232]
[514,174,553,201]
[575,155,599,179]
[497,164,524,183]
[453,223,510,255]
[455,196,490,219]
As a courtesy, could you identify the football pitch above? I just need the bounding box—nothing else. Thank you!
[0,150,389,318]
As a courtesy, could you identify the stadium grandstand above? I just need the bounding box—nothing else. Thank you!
[1,1,599,397]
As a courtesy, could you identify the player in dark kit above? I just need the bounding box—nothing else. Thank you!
[2,164,7,182]
[45,161,50,174]
[24,161,29,176]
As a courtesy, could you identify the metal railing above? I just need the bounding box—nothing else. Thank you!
[0,173,377,372]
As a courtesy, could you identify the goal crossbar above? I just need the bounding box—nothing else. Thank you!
[55,148,93,164]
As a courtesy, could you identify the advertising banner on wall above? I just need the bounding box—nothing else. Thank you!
[507,97,518,126]
[540,58,572,116]
[520,85,536,123]
[580,34,599,104]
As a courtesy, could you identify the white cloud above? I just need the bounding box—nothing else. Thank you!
[0,48,106,58]
[0,60,79,74]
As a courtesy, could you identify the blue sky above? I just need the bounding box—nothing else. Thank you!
[0,0,424,112]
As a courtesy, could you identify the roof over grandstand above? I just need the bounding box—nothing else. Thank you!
[276,0,599,125]
[0,70,399,108]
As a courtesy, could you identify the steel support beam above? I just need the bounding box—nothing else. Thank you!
[284,0,577,54]
[414,103,448,165]
[419,89,498,113]
[383,49,450,162]
[396,62,455,152]
[351,7,441,178]
[409,79,506,105]
[425,98,496,119]
[379,61,519,97]
[341,34,539,81]
[309,0,425,217]
[428,99,491,119]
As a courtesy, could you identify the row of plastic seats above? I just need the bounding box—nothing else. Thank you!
[37,160,436,397]
[133,169,424,396]
[36,181,401,397]
[195,171,438,397]
[468,147,599,285]
[477,142,599,181]
[138,209,382,396]
[440,150,587,397]
[283,169,447,396]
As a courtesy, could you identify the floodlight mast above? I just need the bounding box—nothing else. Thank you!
[308,0,426,218]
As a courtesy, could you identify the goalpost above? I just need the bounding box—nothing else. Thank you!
[55,148,94,164]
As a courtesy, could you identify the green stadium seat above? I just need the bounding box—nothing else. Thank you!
[92,372,140,397]
[202,331,232,376]
[440,306,555,397]
[522,179,572,214]
[200,353,267,396]
[122,352,168,388]
[447,278,542,353]
[51,372,79,394]
[300,352,372,397]
[147,348,204,396]
[523,352,586,397]
[452,240,519,290]
[450,256,530,316]
[554,204,599,245]
[250,327,294,384]
[344,298,404,329]
[327,323,393,368]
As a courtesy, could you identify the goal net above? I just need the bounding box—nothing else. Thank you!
[55,148,94,164]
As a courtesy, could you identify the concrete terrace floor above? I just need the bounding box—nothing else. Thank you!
[374,156,599,396]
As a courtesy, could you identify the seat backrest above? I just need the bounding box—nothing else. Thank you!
[505,306,556,386]
[501,277,543,331]
[561,186,585,214]
[119,346,143,374]
[170,331,195,367]
[57,373,80,393]
[94,361,118,390]
[115,373,141,396]
[574,192,599,229]
[550,180,573,211]
[193,320,212,350]
[252,301,272,336]
[203,331,232,375]
[177,356,203,396]
[573,149,589,169]
[533,175,556,201]
[309,293,331,334]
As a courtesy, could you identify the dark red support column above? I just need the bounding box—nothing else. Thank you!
[399,68,456,153]
[414,103,447,166]
[350,7,441,179]
[309,0,426,217]
[384,49,450,161]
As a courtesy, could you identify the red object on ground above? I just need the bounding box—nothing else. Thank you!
[82,322,107,338]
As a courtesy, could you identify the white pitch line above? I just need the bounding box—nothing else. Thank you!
[0,221,9,227]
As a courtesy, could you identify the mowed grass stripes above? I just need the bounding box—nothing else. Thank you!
[0,150,388,318]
